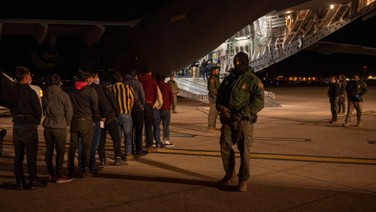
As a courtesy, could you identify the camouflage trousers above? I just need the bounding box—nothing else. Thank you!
[219,120,254,181]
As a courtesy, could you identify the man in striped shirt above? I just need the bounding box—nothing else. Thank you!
[110,71,135,161]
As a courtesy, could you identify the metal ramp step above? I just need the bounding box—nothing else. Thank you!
[174,78,280,107]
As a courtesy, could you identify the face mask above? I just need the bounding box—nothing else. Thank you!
[234,63,247,75]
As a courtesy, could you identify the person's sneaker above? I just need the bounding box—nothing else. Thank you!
[218,171,237,187]
[16,181,27,190]
[114,157,128,166]
[48,175,57,183]
[68,169,80,178]
[28,180,47,190]
[55,175,73,184]
[98,159,106,168]
[90,167,101,174]
[342,122,350,127]
[125,153,134,161]
[136,151,147,157]
[147,146,156,153]
[329,119,336,124]
[156,143,166,149]
[238,180,247,192]
[135,151,147,158]
[164,141,175,147]
[356,120,363,127]
[79,168,93,179]
[152,140,156,148]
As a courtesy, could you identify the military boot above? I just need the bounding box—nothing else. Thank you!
[218,170,237,187]
[342,122,350,127]
[238,180,248,192]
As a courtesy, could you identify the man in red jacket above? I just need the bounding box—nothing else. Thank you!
[138,67,158,153]
[157,74,175,147]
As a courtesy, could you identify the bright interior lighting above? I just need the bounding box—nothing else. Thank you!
[235,36,249,41]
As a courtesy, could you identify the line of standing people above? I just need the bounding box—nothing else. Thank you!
[8,66,178,189]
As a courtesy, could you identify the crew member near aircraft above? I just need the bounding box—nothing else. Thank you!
[327,76,340,124]
[216,52,264,192]
[342,73,368,127]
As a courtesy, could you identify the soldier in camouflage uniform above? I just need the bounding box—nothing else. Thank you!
[338,74,347,115]
[343,73,368,127]
[167,75,179,113]
[207,66,221,132]
[216,52,264,192]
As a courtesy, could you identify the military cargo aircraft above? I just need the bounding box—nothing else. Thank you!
[0,0,374,78]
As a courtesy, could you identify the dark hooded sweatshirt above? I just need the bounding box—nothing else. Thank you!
[69,81,99,121]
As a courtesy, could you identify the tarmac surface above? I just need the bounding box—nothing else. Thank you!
[0,85,375,211]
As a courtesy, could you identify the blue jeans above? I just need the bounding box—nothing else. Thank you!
[90,121,101,169]
[118,114,133,155]
[144,108,162,146]
[153,108,162,146]
[160,110,171,141]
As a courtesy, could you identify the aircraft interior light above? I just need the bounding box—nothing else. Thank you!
[235,36,249,41]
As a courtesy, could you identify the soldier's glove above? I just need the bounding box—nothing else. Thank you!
[232,112,243,122]
[219,106,232,119]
